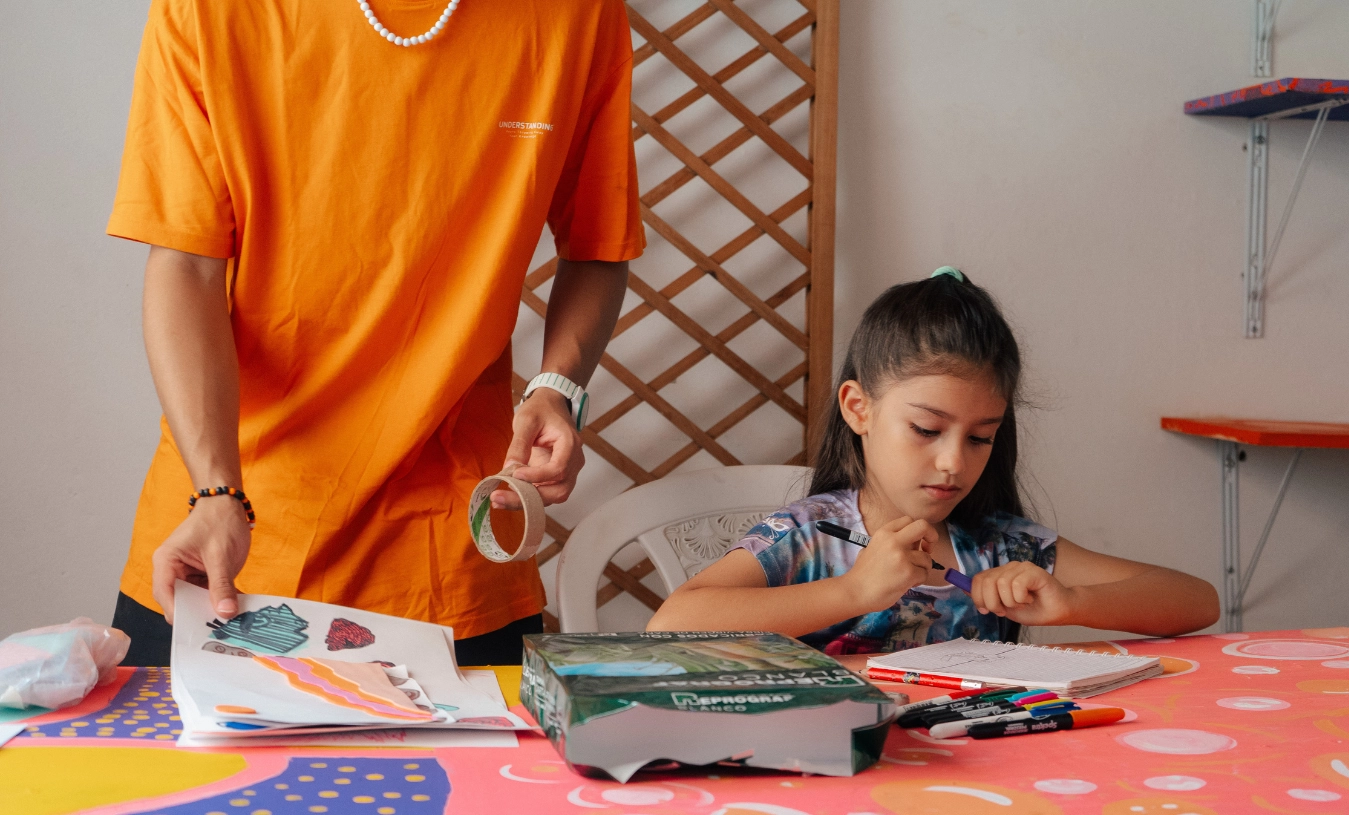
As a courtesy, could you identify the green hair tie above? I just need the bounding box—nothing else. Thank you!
[930,266,965,283]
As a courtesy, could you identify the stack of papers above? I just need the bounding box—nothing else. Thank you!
[171,581,531,747]
[866,638,1163,697]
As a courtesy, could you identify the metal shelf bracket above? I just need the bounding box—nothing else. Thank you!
[1243,100,1345,337]
[1220,441,1304,632]
[1252,0,1282,78]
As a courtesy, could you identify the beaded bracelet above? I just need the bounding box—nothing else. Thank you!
[188,486,256,529]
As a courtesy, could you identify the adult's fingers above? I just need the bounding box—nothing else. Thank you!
[205,549,240,619]
[512,428,575,486]
[489,486,524,511]
[151,551,179,625]
[534,480,575,506]
[502,412,539,474]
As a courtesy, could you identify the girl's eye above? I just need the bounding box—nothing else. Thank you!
[969,435,995,446]
[910,423,940,438]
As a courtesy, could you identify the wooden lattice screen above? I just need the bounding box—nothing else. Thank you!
[512,0,838,632]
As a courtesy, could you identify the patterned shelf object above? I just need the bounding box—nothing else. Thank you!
[1184,77,1349,119]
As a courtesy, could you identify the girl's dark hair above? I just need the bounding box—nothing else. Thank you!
[810,271,1025,529]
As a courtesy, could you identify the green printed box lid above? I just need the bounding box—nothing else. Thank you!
[524,631,889,722]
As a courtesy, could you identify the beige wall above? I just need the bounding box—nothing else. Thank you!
[835,0,1349,641]
[1,1,1346,638]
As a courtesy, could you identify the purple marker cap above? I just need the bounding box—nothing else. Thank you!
[943,567,973,593]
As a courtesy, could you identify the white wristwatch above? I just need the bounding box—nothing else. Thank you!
[522,372,589,431]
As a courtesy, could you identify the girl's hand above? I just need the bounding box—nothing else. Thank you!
[843,516,938,614]
[970,562,1077,626]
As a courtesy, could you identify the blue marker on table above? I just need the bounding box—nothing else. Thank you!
[816,520,973,593]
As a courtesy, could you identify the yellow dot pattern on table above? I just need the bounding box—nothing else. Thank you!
[14,666,179,741]
[117,753,450,815]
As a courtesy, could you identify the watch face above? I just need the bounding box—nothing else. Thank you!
[575,391,589,431]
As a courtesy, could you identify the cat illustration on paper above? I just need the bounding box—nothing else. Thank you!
[201,641,255,657]
[885,591,942,651]
[207,603,309,654]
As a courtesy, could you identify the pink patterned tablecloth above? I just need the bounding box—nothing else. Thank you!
[3,627,1349,815]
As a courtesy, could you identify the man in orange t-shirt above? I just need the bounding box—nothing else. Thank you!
[106,0,644,666]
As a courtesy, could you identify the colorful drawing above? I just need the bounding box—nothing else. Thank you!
[206,604,309,654]
[200,642,254,657]
[325,617,376,650]
[252,656,436,722]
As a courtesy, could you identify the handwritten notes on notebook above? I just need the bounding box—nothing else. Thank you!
[866,638,1163,697]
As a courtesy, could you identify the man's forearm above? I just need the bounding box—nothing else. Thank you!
[142,246,242,488]
[539,259,628,386]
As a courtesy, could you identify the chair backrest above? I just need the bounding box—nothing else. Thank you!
[556,465,811,633]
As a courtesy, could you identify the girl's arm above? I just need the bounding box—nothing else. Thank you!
[1054,539,1220,635]
[971,538,1220,637]
[648,517,938,636]
[646,550,865,637]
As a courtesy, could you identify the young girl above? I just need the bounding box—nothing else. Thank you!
[648,268,1219,653]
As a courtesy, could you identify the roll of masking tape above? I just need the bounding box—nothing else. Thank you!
[468,465,545,563]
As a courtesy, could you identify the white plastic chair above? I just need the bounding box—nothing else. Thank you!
[556,465,811,633]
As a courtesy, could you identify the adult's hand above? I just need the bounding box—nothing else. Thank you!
[492,388,585,508]
[142,245,246,623]
[151,496,252,623]
[490,258,627,510]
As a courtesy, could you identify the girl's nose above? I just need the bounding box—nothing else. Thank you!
[935,438,964,475]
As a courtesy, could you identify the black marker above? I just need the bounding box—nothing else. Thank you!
[816,521,973,593]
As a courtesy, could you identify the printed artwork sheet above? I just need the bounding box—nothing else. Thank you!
[171,582,527,738]
[175,671,520,748]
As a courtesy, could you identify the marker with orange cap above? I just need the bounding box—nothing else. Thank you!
[967,707,1125,739]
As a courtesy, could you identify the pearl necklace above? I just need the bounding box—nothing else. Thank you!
[358,0,460,47]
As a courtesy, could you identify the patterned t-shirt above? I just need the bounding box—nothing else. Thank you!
[730,489,1057,655]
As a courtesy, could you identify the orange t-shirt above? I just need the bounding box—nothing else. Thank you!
[107,0,644,637]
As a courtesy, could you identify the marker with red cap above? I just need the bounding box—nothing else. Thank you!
[866,670,983,691]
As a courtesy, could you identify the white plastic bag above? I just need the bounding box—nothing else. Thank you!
[0,618,130,710]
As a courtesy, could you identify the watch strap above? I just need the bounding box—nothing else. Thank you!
[523,372,588,431]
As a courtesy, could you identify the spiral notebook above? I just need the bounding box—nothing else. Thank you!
[866,638,1163,697]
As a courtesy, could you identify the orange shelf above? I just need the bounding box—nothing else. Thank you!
[1161,417,1349,449]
